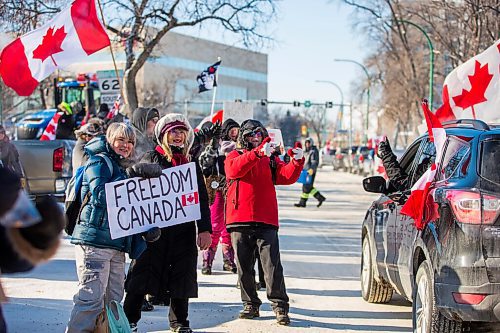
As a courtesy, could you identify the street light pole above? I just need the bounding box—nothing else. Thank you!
[315,80,344,131]
[397,19,434,107]
[333,59,370,144]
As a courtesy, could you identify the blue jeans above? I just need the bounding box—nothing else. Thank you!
[66,245,125,333]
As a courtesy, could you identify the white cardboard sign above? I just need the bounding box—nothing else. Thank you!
[223,101,254,125]
[267,128,283,148]
[105,162,200,240]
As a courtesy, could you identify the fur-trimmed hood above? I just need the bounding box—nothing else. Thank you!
[154,113,194,152]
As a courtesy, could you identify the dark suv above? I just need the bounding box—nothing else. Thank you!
[360,120,499,332]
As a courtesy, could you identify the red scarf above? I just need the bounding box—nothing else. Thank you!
[155,145,189,166]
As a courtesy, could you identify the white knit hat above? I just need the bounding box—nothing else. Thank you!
[154,113,194,150]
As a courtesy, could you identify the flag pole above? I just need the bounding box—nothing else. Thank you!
[95,0,124,103]
[210,56,221,118]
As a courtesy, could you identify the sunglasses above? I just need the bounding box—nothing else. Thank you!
[245,130,263,138]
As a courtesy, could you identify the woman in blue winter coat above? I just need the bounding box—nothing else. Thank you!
[66,122,161,333]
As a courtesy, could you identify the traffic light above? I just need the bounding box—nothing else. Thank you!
[293,101,301,107]
[301,124,308,137]
[325,101,333,108]
[260,99,268,106]
[304,100,312,108]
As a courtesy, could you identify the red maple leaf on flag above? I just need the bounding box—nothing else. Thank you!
[32,26,67,66]
[452,60,493,118]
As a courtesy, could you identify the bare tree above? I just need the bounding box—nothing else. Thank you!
[102,0,277,110]
[301,106,328,148]
[0,0,61,34]
[339,0,499,145]
[1,0,277,112]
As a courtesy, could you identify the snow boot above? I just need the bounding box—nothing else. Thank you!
[222,244,237,273]
[294,197,307,208]
[313,192,326,207]
[202,247,216,275]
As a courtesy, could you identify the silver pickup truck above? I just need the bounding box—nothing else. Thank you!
[12,140,75,202]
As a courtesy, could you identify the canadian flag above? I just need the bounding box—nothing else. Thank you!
[194,109,224,132]
[182,192,199,206]
[0,0,110,96]
[436,39,500,123]
[39,112,62,141]
[106,95,122,119]
[401,100,446,230]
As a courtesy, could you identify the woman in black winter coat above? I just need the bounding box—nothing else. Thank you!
[0,126,23,177]
[124,113,212,333]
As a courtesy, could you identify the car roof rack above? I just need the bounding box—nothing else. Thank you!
[442,119,490,131]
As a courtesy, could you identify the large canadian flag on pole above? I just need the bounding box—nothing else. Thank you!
[401,100,446,230]
[436,39,500,123]
[0,0,110,96]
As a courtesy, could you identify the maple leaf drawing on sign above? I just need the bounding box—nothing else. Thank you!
[32,26,67,66]
[452,60,493,118]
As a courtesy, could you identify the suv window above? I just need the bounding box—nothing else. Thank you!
[437,136,470,180]
[480,139,500,184]
[410,139,436,186]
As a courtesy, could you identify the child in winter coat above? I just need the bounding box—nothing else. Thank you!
[199,119,240,275]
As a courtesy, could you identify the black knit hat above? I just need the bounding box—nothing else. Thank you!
[238,119,268,150]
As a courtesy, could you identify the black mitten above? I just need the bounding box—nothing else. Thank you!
[211,121,222,139]
[377,139,393,160]
[127,163,163,178]
[142,227,161,242]
[19,196,65,250]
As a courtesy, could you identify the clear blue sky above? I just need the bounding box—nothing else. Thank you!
[179,0,368,106]
[266,1,367,105]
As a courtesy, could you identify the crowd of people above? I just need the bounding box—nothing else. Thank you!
[0,102,335,333]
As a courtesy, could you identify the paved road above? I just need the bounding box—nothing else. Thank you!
[2,167,412,332]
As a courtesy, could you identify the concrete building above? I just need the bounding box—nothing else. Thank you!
[66,31,268,122]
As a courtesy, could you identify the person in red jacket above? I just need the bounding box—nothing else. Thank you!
[224,119,304,326]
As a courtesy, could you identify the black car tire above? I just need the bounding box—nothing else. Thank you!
[413,260,462,333]
[361,237,393,303]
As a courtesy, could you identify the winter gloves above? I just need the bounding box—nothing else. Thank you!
[127,163,163,178]
[142,227,161,242]
[254,137,273,157]
[195,121,222,141]
[220,141,236,155]
[287,142,304,161]
[377,137,392,160]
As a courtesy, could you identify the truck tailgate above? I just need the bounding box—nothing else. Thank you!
[12,140,74,199]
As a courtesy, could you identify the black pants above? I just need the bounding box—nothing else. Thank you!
[0,306,6,333]
[124,292,189,328]
[231,227,289,311]
[302,173,316,193]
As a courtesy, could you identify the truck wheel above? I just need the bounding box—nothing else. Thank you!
[413,260,462,333]
[361,237,393,303]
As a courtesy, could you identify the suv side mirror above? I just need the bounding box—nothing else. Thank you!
[363,176,388,194]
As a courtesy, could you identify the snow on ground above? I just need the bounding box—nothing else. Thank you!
[2,167,412,332]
